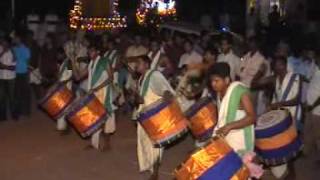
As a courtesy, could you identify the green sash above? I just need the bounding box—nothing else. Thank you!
[59,60,69,79]
[104,85,113,113]
[225,84,254,155]
[91,57,110,88]
[140,70,155,97]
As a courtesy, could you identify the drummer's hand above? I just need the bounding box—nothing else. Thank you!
[216,125,232,137]
[268,103,281,110]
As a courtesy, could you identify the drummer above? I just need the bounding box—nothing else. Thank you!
[75,43,117,151]
[268,56,302,179]
[56,48,73,134]
[134,55,175,180]
[208,62,256,157]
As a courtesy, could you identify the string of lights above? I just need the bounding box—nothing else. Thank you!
[69,0,127,30]
[136,0,177,26]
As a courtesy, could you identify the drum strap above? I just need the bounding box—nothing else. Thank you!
[281,74,298,102]
[140,70,155,97]
[58,59,69,79]
[225,84,254,154]
[91,57,110,88]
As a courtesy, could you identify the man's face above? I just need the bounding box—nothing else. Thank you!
[273,60,287,75]
[210,75,228,93]
[150,41,159,52]
[248,41,257,51]
[184,42,192,53]
[136,58,148,74]
[88,48,99,60]
[134,36,142,45]
[204,51,216,62]
[221,40,231,54]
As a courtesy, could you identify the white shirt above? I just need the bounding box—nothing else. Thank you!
[0,48,16,80]
[307,70,320,116]
[239,51,267,87]
[178,51,202,68]
[217,51,241,80]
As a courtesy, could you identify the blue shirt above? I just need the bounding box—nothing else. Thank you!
[13,44,31,74]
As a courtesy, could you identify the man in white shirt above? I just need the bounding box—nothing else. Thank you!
[178,40,202,69]
[239,37,269,115]
[305,61,320,160]
[0,39,16,121]
[217,36,241,80]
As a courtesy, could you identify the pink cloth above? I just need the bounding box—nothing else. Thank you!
[242,152,264,178]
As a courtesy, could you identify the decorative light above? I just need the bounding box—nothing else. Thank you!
[69,0,127,30]
[136,0,177,25]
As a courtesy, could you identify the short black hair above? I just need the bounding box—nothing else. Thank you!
[208,62,230,78]
[138,55,152,65]
[220,33,233,44]
[205,46,218,56]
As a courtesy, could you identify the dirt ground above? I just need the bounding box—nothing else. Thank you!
[0,104,318,180]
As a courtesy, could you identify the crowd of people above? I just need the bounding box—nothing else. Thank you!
[0,23,320,180]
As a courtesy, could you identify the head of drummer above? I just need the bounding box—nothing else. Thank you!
[272,56,287,78]
[88,42,101,61]
[136,55,152,75]
[208,62,231,95]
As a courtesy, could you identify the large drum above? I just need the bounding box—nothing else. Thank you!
[138,99,188,148]
[255,110,302,166]
[185,97,217,142]
[66,94,107,138]
[39,83,75,119]
[175,137,250,180]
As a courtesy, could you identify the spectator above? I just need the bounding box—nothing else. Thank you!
[178,40,202,69]
[217,35,241,80]
[12,31,31,119]
[0,38,16,121]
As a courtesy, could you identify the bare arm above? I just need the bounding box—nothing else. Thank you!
[217,93,256,136]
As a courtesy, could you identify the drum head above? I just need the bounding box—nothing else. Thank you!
[256,110,289,130]
[39,83,64,104]
[184,97,213,118]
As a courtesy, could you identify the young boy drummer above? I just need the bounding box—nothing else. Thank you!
[75,43,117,151]
[134,55,175,180]
[209,63,256,156]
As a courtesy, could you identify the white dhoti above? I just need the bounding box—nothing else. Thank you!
[137,124,163,172]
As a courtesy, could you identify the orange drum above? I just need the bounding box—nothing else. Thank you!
[39,83,75,119]
[185,97,217,142]
[175,137,250,180]
[137,99,188,147]
[255,110,302,166]
[66,94,107,138]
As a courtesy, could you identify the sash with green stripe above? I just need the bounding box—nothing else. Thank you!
[225,84,254,156]
[91,57,110,88]
[59,60,69,79]
[140,70,155,97]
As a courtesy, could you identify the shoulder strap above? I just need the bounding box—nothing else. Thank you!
[140,70,155,97]
[91,57,109,87]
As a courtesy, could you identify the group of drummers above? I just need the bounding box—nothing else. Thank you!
[39,32,307,180]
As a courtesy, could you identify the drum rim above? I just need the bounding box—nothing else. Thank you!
[255,114,292,139]
[137,99,170,122]
[255,110,290,130]
[65,93,96,119]
[184,97,213,118]
[154,128,188,148]
[255,137,302,165]
[53,95,76,119]
[80,113,108,138]
[39,82,65,105]
[192,126,215,141]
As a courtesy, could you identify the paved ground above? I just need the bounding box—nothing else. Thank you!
[0,104,318,180]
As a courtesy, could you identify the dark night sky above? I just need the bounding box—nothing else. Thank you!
[0,0,240,21]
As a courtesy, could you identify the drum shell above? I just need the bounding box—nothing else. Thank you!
[138,99,188,147]
[185,98,217,141]
[175,137,250,180]
[66,94,107,138]
[39,83,75,119]
[255,110,302,166]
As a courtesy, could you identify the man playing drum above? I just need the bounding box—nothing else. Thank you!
[56,49,73,134]
[75,43,117,151]
[208,62,256,156]
[269,56,302,179]
[134,55,175,180]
